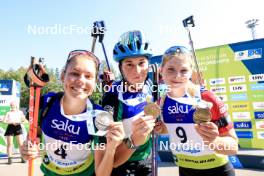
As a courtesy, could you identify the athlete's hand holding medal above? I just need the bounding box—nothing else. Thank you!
[128,96,159,147]
[91,111,125,148]
[193,100,219,144]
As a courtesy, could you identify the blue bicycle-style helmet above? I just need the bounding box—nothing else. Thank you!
[113,30,153,62]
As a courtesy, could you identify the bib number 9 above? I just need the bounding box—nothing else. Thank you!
[175,127,187,143]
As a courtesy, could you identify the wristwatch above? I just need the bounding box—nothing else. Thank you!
[124,136,139,150]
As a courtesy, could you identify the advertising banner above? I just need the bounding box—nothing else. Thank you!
[196,38,264,148]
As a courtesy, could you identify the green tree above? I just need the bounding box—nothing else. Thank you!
[0,66,63,108]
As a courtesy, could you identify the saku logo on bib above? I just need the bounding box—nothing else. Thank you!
[51,119,80,135]
[168,103,192,114]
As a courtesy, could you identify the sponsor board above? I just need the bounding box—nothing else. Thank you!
[235,50,248,61]
[257,131,264,139]
[228,76,246,84]
[252,94,264,100]
[232,112,251,120]
[231,102,250,111]
[248,48,262,58]
[195,40,264,149]
[250,83,264,91]
[0,80,21,120]
[0,96,10,106]
[0,81,12,95]
[228,156,243,169]
[255,121,264,129]
[249,74,264,82]
[254,111,264,119]
[236,131,253,139]
[217,94,227,102]
[210,86,226,93]
[209,78,225,85]
[0,87,9,91]
[0,106,10,117]
[234,122,252,129]
[253,102,264,110]
[230,93,247,101]
[230,84,247,92]
[234,48,262,61]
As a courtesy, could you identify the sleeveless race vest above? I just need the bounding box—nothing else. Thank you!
[161,88,229,169]
[40,94,104,175]
[111,81,153,161]
[117,84,152,136]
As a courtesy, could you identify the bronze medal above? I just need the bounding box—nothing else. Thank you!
[193,101,212,124]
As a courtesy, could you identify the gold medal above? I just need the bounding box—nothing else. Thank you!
[144,102,161,119]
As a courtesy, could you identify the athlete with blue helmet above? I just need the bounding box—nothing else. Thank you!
[99,30,156,176]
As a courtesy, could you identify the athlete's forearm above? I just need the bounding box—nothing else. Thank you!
[95,146,116,176]
[113,142,135,168]
[212,134,238,155]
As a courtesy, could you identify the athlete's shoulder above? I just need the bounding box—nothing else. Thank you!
[90,100,103,111]
[201,90,227,121]
[41,92,58,107]
[201,90,223,106]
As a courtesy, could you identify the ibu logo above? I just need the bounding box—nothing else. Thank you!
[234,122,252,129]
[51,119,80,135]
[254,112,264,119]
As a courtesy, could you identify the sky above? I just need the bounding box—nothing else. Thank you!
[1,0,264,71]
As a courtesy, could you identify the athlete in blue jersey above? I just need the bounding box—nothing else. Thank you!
[155,46,238,176]
[20,50,125,176]
[100,30,156,176]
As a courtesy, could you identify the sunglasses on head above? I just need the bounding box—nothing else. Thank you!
[67,50,100,67]
[164,46,190,55]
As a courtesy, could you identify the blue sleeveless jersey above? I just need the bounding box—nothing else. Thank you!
[40,93,103,175]
[102,80,153,161]
[161,89,229,169]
